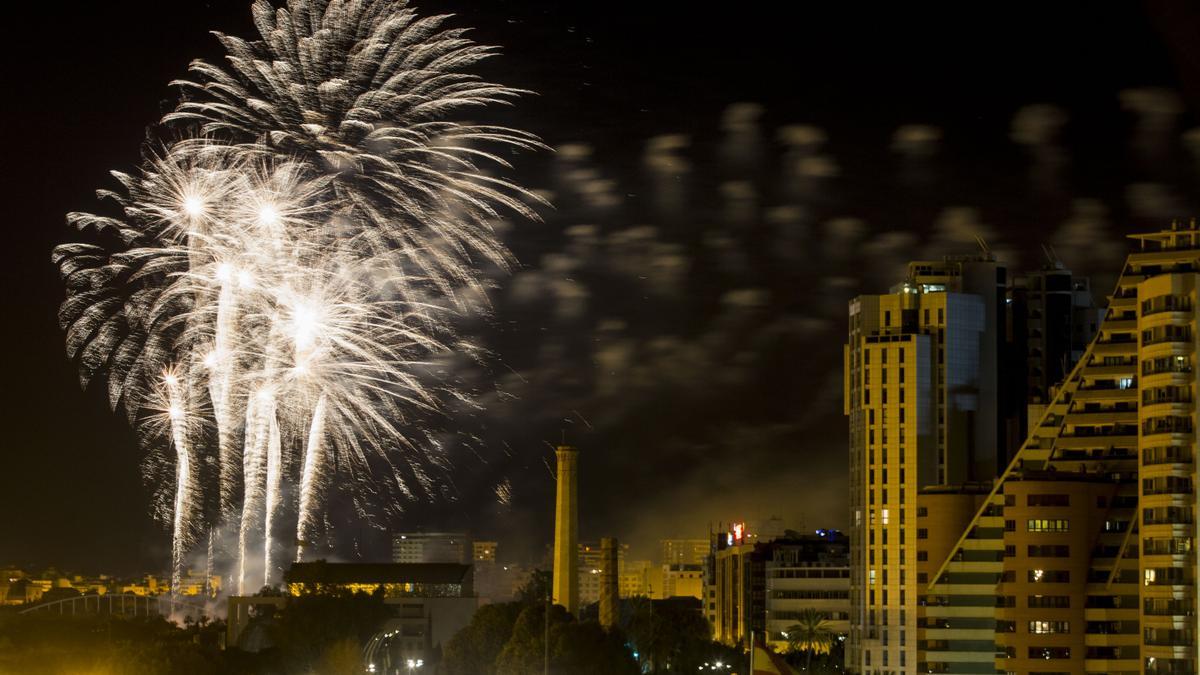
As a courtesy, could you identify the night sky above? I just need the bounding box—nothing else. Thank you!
[3,1,1199,573]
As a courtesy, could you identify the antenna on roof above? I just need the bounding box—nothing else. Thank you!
[1041,244,1064,269]
[975,235,992,259]
[1049,244,1065,269]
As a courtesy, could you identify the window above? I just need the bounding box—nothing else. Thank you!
[1027,595,1070,609]
[1027,519,1069,533]
[1029,621,1069,634]
[1027,570,1069,583]
[917,528,928,539]
[1027,545,1070,557]
[1028,647,1070,659]
[1027,494,1069,507]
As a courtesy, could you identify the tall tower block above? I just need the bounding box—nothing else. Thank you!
[552,445,580,616]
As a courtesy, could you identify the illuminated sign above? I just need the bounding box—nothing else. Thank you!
[732,522,745,543]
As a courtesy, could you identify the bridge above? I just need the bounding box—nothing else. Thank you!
[19,593,209,619]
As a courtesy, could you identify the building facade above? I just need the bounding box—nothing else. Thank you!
[923,223,1200,675]
[579,540,628,606]
[228,561,476,660]
[845,256,1007,674]
[661,538,711,566]
[845,255,1100,674]
[391,532,472,565]
[711,529,850,650]
[1004,262,1104,462]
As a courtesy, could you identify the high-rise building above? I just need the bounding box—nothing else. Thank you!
[845,255,1007,674]
[391,532,472,565]
[660,538,710,566]
[923,223,1200,675]
[552,445,580,616]
[1004,262,1104,462]
[844,254,1099,673]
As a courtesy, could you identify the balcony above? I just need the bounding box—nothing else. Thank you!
[1072,389,1135,403]
[1064,409,1138,425]
[1142,449,1193,466]
[1091,340,1139,357]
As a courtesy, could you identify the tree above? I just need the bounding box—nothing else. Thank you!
[316,638,363,675]
[549,620,638,675]
[441,602,524,675]
[494,603,573,675]
[784,609,834,672]
[515,569,552,606]
[268,588,393,672]
[621,597,713,673]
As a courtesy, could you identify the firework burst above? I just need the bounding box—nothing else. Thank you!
[53,0,542,594]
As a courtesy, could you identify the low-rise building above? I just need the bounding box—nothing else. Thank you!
[229,561,477,662]
[711,529,850,651]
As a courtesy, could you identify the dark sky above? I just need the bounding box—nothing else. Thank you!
[2,1,1198,573]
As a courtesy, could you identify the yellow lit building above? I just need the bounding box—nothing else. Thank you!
[620,559,654,598]
[845,255,1007,673]
[473,541,498,563]
[711,529,850,650]
[660,538,710,566]
[656,563,704,600]
[922,222,1200,675]
[579,540,629,605]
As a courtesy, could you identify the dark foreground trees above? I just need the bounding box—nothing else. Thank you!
[442,571,742,675]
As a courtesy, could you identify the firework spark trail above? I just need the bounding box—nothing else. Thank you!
[164,370,192,594]
[263,413,283,587]
[296,392,328,562]
[209,273,241,518]
[237,392,268,596]
[54,0,544,594]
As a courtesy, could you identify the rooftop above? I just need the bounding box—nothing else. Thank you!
[285,561,471,586]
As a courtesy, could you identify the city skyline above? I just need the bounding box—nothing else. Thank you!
[4,1,1200,579]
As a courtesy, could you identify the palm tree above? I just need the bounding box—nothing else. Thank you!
[784,609,834,672]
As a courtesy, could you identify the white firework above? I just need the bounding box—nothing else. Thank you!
[53,0,542,593]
